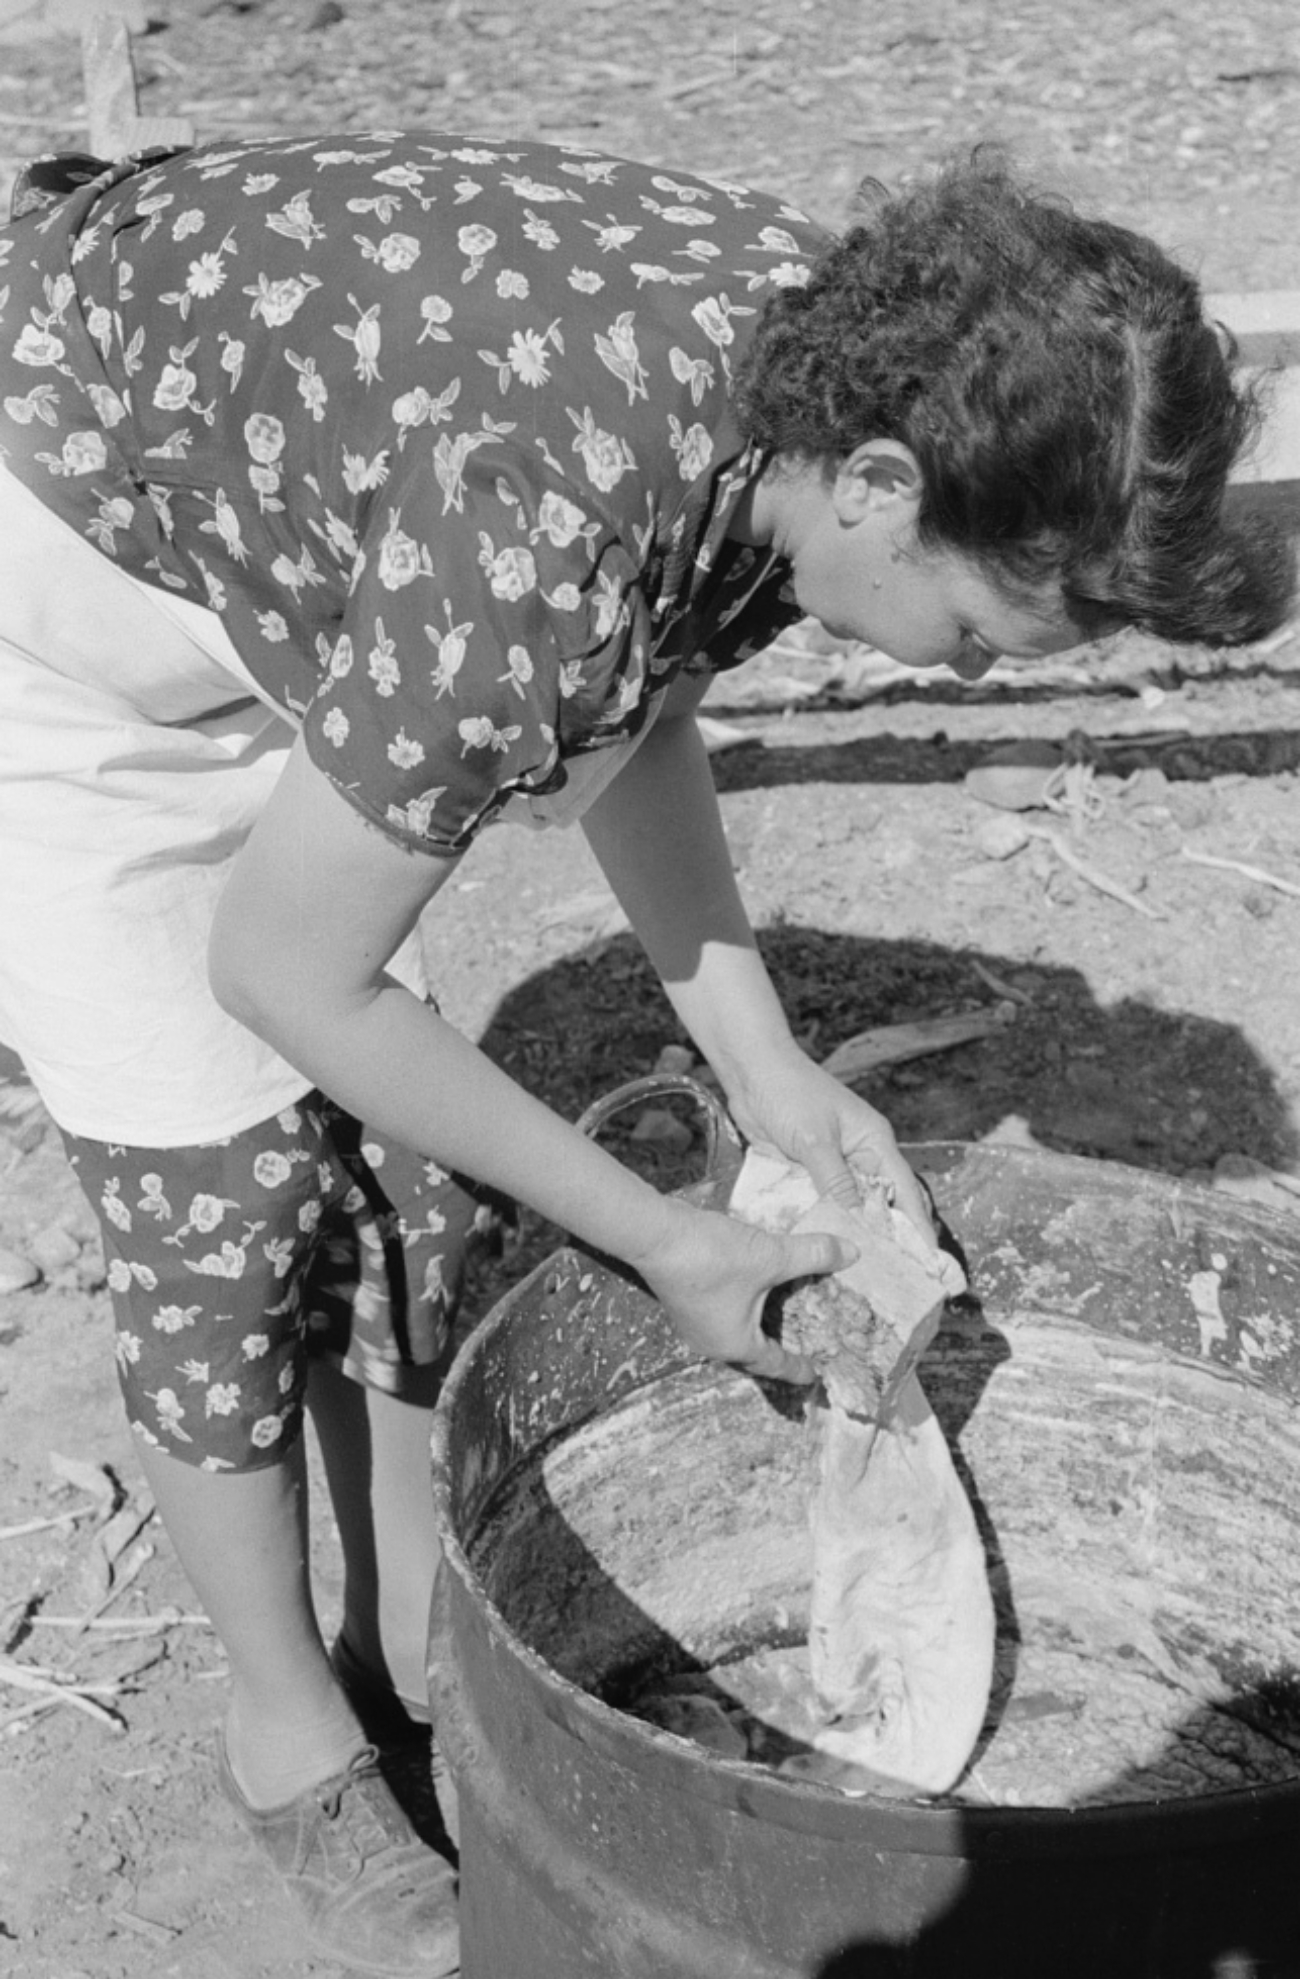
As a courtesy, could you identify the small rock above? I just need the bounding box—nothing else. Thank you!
[964,741,1063,812]
[73,1246,108,1292]
[630,1108,695,1153]
[979,1114,1043,1149]
[1168,785,1217,830]
[55,1195,100,1244]
[0,1245,40,1294]
[306,0,345,24]
[972,813,1031,860]
[652,1043,696,1078]
[29,1224,82,1276]
[1211,1153,1300,1217]
[637,1692,749,1759]
[874,834,921,872]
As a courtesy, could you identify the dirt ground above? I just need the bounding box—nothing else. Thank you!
[1,1,1299,1973]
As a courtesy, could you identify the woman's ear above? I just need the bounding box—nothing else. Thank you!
[832,439,924,522]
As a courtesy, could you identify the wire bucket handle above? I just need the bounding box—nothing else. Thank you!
[574,1072,745,1206]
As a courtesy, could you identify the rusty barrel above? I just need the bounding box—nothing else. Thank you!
[429,1139,1300,1978]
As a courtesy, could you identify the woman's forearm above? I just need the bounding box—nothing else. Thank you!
[580,706,803,1090]
[208,733,856,1375]
[239,970,688,1266]
[208,734,686,1264]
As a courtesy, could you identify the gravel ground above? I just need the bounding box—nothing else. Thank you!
[2,0,1299,290]
[1,7,1299,1977]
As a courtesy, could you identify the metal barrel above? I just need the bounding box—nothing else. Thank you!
[430,1137,1300,1979]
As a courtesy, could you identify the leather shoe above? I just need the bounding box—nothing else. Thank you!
[330,1634,460,1851]
[216,1736,459,1977]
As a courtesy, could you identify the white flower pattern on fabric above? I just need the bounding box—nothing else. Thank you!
[1,131,819,857]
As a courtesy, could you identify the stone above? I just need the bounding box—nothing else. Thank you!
[629,1107,694,1153]
[0,1245,41,1294]
[972,813,1031,860]
[964,740,1063,811]
[29,1224,82,1276]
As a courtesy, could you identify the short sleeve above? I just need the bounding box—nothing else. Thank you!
[301,441,655,855]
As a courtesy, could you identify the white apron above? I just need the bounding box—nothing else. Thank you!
[0,463,424,1145]
[0,465,653,1147]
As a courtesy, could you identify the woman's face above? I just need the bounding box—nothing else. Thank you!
[747,446,1085,679]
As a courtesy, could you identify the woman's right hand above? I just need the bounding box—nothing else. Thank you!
[631,1197,857,1386]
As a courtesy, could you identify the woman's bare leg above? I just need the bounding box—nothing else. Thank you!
[134,1434,367,1807]
[305,1359,442,1713]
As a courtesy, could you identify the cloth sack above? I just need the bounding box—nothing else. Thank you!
[729,1145,995,1795]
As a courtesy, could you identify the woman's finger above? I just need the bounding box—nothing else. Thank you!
[801,1152,862,1211]
[779,1229,860,1281]
[731,1334,817,1386]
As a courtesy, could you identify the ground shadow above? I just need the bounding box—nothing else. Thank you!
[466,923,1297,1323]
[707,722,1300,792]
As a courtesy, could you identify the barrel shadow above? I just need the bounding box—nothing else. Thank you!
[810,1686,1300,1979]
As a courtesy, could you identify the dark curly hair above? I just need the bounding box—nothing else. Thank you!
[731,152,1294,645]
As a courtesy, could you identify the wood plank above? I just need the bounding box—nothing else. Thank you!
[1206,290,1300,368]
[81,10,193,158]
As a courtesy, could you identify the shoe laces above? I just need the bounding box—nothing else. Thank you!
[315,1750,412,1865]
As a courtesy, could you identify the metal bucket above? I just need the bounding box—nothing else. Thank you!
[429,1085,1300,1979]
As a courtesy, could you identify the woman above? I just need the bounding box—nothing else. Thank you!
[0,132,1289,1975]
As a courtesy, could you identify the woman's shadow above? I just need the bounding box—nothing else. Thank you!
[466,921,1298,1318]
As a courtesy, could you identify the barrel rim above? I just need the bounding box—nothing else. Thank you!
[430,1138,1300,1849]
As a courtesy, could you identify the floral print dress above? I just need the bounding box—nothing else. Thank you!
[0,130,823,858]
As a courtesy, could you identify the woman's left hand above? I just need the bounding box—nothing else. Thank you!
[722,1044,936,1243]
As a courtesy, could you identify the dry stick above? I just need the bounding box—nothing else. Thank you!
[110,1910,181,1947]
[1180,845,1300,900]
[969,959,1034,1006]
[0,1508,95,1543]
[1027,824,1166,920]
[30,1609,211,1634]
[75,1539,155,1633]
[658,66,735,100]
[0,1655,125,1729]
[820,1007,1014,1083]
[81,13,194,156]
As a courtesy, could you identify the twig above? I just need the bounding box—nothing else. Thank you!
[75,1538,155,1631]
[1180,845,1300,900]
[110,1909,181,1946]
[821,1007,1015,1082]
[0,1507,95,1543]
[1027,825,1166,920]
[30,1608,210,1634]
[0,1655,126,1730]
[970,960,1034,1006]
[658,66,735,100]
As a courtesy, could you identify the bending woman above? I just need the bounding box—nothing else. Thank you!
[0,133,1288,1976]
